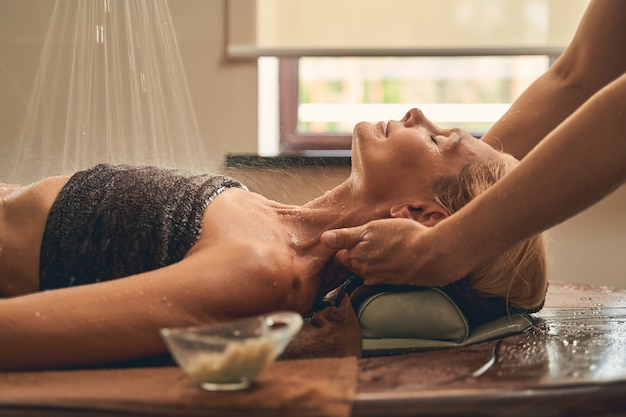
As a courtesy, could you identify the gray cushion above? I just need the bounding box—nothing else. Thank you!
[356,287,469,342]
[352,287,533,356]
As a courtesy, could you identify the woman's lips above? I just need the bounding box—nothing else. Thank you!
[376,121,387,137]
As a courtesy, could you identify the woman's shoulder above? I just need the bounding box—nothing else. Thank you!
[187,236,295,274]
[199,187,282,239]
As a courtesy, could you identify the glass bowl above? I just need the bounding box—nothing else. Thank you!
[160,311,303,391]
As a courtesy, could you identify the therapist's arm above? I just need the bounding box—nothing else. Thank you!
[415,72,626,285]
[323,72,626,286]
[481,0,626,159]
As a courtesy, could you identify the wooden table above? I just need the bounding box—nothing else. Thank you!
[1,281,624,416]
[354,281,626,416]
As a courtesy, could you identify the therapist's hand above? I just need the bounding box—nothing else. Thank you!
[321,218,454,287]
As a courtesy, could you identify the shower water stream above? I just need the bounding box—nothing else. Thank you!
[10,0,205,183]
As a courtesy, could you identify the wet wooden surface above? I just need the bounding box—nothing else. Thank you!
[0,357,358,417]
[1,281,624,417]
[354,281,626,417]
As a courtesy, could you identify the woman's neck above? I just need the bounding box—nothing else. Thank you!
[271,180,388,270]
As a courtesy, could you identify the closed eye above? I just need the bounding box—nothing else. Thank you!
[429,134,438,144]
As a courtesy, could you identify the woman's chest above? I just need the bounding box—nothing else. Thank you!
[199,188,289,243]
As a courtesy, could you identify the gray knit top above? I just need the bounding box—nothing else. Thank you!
[39,164,247,291]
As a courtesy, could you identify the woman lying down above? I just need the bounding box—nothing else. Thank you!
[0,108,547,371]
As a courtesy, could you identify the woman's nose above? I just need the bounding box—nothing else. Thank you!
[403,108,435,129]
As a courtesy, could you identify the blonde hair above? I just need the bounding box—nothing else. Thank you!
[431,157,548,309]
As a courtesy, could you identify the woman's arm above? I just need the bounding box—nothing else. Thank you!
[481,0,626,159]
[0,241,304,371]
[322,72,626,286]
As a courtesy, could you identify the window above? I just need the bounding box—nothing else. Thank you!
[278,55,554,154]
[234,0,590,155]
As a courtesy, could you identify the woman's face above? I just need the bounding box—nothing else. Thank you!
[351,108,512,201]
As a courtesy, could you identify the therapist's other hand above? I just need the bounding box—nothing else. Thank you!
[321,218,446,287]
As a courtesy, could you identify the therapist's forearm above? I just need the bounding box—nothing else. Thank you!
[481,69,591,160]
[434,74,626,281]
[482,0,626,160]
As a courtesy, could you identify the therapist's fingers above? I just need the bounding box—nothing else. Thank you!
[323,226,385,280]
[321,226,366,250]
[321,218,432,286]
[331,248,350,268]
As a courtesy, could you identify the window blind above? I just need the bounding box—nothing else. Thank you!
[227,0,590,58]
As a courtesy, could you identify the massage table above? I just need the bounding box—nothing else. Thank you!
[1,281,625,417]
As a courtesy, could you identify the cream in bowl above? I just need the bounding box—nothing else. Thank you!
[160,311,303,391]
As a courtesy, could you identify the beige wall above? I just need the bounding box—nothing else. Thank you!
[0,0,624,289]
[0,0,258,181]
[546,189,626,290]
